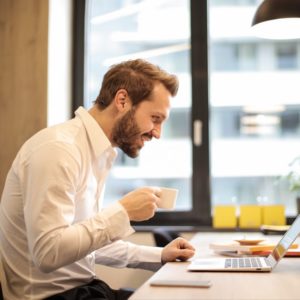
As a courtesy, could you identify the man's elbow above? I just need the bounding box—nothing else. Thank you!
[34,256,60,273]
[32,248,62,273]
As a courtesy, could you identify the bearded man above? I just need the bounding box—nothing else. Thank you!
[0,59,195,300]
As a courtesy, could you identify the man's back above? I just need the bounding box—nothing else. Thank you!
[0,116,96,300]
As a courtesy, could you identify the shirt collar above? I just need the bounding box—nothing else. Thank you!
[75,106,117,159]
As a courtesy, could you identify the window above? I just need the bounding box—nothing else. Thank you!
[74,0,300,226]
[208,0,300,217]
[276,43,298,70]
[211,43,257,71]
[74,0,209,226]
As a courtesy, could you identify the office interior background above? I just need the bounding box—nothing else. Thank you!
[1,0,300,290]
[1,0,300,227]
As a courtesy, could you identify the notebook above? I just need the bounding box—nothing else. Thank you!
[188,215,300,272]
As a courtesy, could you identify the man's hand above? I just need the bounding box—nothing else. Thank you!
[119,187,161,221]
[161,237,195,263]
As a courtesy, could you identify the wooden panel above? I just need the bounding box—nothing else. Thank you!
[0,0,48,194]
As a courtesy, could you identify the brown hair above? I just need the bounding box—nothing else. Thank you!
[94,59,179,109]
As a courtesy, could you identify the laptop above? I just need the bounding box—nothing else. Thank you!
[188,214,300,272]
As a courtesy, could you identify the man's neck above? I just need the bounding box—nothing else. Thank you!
[88,105,116,144]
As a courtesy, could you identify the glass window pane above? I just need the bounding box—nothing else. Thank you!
[208,0,300,215]
[276,43,298,70]
[84,0,192,210]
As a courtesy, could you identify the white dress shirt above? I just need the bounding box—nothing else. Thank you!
[0,107,162,300]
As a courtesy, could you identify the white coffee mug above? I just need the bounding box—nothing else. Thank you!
[157,187,178,210]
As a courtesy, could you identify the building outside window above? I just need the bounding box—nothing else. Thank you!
[208,0,300,216]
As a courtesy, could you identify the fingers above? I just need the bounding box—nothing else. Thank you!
[142,186,161,195]
[176,249,195,261]
[152,187,162,197]
[146,188,159,212]
[176,238,195,251]
[161,238,196,263]
[161,247,195,264]
[119,186,173,221]
[145,186,162,208]
[119,187,160,221]
[174,238,196,261]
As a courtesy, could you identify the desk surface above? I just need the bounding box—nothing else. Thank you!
[130,232,300,300]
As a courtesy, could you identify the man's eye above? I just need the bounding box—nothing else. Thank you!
[152,116,160,123]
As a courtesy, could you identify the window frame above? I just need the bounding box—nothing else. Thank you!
[72,0,212,226]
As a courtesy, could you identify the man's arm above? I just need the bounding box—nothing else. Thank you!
[22,143,134,273]
[94,237,195,271]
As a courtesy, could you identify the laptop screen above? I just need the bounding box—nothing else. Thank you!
[269,215,300,265]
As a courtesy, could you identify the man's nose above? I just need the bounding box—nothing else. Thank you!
[152,125,162,139]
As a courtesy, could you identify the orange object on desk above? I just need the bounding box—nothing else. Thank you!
[209,242,298,254]
[251,248,300,257]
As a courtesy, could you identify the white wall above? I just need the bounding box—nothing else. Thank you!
[47,0,73,125]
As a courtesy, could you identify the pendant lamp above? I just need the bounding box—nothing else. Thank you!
[251,0,300,39]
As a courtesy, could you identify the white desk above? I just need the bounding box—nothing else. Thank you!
[130,232,300,300]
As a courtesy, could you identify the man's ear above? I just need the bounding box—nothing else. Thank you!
[115,89,130,112]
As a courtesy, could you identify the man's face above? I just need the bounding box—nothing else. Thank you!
[111,83,172,158]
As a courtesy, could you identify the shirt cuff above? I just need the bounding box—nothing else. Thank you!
[127,244,163,271]
[101,202,135,241]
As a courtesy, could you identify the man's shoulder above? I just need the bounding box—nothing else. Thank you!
[20,118,88,157]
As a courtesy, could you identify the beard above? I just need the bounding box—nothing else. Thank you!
[111,108,145,158]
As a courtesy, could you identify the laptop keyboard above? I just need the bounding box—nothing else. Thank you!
[225,257,263,269]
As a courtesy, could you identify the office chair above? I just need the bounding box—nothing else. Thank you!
[0,283,3,300]
[152,228,181,247]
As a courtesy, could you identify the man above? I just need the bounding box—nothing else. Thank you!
[0,59,195,300]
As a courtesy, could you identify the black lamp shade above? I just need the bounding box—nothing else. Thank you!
[251,0,300,39]
[252,0,300,26]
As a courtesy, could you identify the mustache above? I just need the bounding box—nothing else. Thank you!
[142,132,153,141]
[120,127,153,142]
[118,132,153,145]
